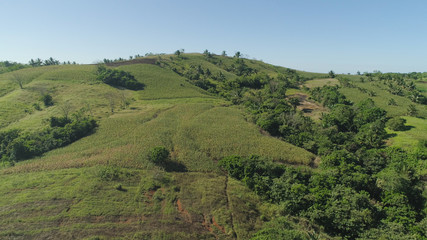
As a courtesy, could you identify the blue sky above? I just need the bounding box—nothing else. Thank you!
[1,0,426,73]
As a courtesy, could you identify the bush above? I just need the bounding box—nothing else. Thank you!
[49,116,72,127]
[387,117,407,131]
[99,166,121,181]
[41,94,54,107]
[148,146,169,165]
[96,65,144,90]
[0,116,97,162]
[33,103,41,111]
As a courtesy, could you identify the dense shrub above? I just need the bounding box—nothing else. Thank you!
[310,85,351,108]
[387,117,407,131]
[96,65,144,90]
[41,94,54,107]
[220,147,425,239]
[49,116,72,127]
[148,146,169,165]
[98,166,121,181]
[0,116,97,162]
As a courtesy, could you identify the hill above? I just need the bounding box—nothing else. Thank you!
[0,52,426,239]
[0,55,316,239]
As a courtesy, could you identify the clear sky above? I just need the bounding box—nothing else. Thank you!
[1,0,426,73]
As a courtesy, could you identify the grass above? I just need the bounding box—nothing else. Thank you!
[386,116,427,149]
[415,81,427,96]
[303,75,427,118]
[118,64,211,100]
[302,74,427,150]
[3,55,424,239]
[338,80,427,118]
[0,58,316,238]
[3,101,313,175]
[0,165,271,239]
[304,78,339,88]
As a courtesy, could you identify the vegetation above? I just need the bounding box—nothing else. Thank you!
[96,65,145,90]
[0,61,27,74]
[220,147,426,239]
[0,114,97,163]
[387,117,407,131]
[148,146,170,165]
[41,93,54,107]
[0,52,425,239]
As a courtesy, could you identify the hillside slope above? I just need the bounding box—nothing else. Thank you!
[0,58,315,239]
[1,53,426,239]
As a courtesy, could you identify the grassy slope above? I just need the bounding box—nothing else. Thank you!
[386,116,427,148]
[303,75,427,150]
[336,75,427,149]
[0,58,314,239]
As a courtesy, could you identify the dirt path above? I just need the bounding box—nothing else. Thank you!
[224,174,236,238]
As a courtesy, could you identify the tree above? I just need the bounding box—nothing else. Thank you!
[105,92,116,113]
[59,101,73,120]
[148,146,169,166]
[329,70,336,78]
[320,185,377,238]
[174,49,181,58]
[407,104,418,117]
[12,72,25,89]
[355,120,387,148]
[388,98,397,106]
[29,58,42,67]
[288,97,300,110]
[41,94,54,107]
[44,57,60,66]
[234,51,241,58]
[221,50,227,56]
[203,49,212,59]
[322,104,354,132]
[386,117,407,131]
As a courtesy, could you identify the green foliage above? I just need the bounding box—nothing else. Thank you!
[310,85,350,108]
[49,116,72,127]
[388,98,397,106]
[98,166,121,181]
[0,115,97,162]
[0,61,28,74]
[96,65,144,90]
[41,93,54,107]
[407,104,418,117]
[220,143,425,239]
[387,117,407,131]
[355,120,387,149]
[174,49,182,57]
[148,146,169,165]
[1,52,425,239]
[308,185,377,239]
[251,217,308,240]
[32,103,41,111]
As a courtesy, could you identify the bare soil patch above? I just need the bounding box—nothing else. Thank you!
[287,93,326,120]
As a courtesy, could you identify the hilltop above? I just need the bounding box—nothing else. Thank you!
[0,52,426,239]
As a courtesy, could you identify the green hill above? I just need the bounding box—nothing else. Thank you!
[0,53,426,239]
[0,55,316,239]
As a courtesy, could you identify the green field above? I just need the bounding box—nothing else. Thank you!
[386,116,427,148]
[304,78,339,88]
